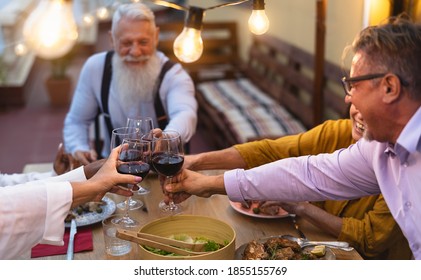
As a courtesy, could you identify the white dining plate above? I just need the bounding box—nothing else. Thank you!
[65,196,116,227]
[229,200,289,219]
[235,238,336,260]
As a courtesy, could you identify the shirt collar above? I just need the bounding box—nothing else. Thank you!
[388,106,421,163]
[396,106,421,153]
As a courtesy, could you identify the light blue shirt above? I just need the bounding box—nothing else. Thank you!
[225,106,421,259]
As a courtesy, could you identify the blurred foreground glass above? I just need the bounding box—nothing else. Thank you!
[102,214,132,256]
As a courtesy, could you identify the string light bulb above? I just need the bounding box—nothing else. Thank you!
[148,0,269,62]
[248,0,270,35]
[173,7,204,63]
[23,0,78,60]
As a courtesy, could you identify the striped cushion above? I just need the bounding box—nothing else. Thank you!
[198,78,306,143]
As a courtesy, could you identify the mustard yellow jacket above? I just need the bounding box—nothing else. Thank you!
[234,119,412,259]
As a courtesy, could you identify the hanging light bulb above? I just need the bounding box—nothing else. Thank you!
[173,7,204,63]
[248,0,270,35]
[23,0,78,60]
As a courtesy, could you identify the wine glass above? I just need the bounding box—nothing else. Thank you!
[126,117,154,195]
[112,138,151,227]
[152,130,184,214]
[110,127,144,211]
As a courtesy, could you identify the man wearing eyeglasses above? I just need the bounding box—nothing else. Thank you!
[164,15,421,259]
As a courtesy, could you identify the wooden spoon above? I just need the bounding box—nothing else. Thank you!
[116,229,207,256]
[137,232,206,252]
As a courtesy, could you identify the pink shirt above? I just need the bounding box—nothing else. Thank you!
[225,107,421,259]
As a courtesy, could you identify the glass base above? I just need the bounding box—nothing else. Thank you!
[117,197,143,211]
[158,200,182,215]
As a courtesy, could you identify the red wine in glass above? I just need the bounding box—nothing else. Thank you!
[152,152,184,177]
[117,162,150,179]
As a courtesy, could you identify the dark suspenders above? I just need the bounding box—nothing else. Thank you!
[155,60,176,129]
[94,51,175,157]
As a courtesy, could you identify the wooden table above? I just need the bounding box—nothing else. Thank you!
[23,165,362,260]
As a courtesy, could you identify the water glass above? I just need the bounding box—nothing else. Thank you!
[102,214,132,256]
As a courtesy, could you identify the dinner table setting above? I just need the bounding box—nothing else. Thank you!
[21,163,363,260]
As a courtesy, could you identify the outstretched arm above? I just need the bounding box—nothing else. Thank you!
[184,147,247,171]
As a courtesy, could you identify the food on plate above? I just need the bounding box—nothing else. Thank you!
[242,200,282,216]
[242,240,267,259]
[242,237,322,260]
[310,245,326,257]
[65,201,106,222]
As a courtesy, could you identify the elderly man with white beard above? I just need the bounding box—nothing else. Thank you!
[63,2,198,165]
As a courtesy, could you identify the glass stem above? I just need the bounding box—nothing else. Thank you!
[167,176,177,211]
[124,198,130,218]
[123,185,132,219]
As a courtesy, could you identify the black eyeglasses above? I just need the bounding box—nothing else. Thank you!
[341,73,386,96]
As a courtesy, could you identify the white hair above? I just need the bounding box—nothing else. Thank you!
[111,3,156,37]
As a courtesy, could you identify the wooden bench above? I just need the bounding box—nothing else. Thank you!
[195,33,348,149]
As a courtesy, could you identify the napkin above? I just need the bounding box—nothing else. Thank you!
[31,227,93,258]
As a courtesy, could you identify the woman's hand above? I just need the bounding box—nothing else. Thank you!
[70,146,142,207]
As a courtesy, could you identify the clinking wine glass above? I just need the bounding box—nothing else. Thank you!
[110,127,144,211]
[126,116,154,195]
[152,130,184,214]
[112,138,151,227]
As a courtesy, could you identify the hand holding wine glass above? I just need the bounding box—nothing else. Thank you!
[110,127,144,211]
[152,130,184,214]
[113,138,151,227]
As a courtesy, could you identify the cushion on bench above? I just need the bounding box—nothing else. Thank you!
[197,78,306,143]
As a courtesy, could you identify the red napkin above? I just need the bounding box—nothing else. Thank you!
[31,227,93,258]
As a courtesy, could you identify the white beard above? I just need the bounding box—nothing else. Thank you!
[111,53,161,114]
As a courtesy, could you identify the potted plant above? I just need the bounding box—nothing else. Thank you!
[44,51,73,106]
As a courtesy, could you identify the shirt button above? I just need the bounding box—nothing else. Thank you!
[405,201,412,209]
[403,162,409,167]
